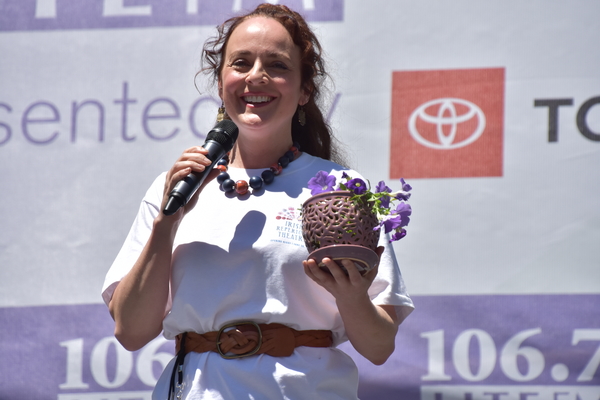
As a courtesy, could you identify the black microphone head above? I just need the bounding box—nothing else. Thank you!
[207,119,239,151]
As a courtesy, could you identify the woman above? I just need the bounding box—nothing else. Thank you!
[102,4,413,399]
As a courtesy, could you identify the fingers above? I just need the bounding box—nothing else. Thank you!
[160,146,219,218]
[304,257,379,303]
[303,259,332,283]
[304,257,364,284]
[324,258,351,280]
[165,147,215,189]
[169,146,213,178]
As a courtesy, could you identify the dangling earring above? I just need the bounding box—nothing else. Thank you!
[298,106,306,126]
[217,102,227,122]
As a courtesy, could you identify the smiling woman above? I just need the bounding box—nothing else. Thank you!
[101,4,414,400]
[217,16,309,161]
[201,4,338,163]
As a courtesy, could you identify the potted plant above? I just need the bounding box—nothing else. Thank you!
[302,171,412,274]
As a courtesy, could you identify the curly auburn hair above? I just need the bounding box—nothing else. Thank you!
[200,3,343,164]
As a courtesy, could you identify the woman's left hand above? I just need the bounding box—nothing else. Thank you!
[302,247,382,302]
[302,246,400,365]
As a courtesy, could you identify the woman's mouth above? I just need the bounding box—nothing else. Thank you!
[242,95,274,105]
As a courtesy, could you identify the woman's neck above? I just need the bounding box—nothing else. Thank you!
[228,130,294,169]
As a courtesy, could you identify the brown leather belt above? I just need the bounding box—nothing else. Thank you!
[175,321,333,359]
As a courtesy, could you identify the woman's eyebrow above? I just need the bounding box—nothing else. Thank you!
[228,49,292,61]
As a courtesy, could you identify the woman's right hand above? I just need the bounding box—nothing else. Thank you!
[159,145,221,223]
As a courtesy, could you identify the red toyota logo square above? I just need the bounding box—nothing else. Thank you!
[390,68,505,179]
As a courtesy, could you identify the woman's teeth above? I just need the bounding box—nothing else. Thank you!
[244,95,272,104]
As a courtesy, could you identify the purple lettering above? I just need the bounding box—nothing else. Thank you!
[113,81,136,142]
[0,87,343,147]
[189,96,220,139]
[0,0,344,32]
[71,100,105,142]
[0,102,12,146]
[21,101,60,145]
[142,98,181,141]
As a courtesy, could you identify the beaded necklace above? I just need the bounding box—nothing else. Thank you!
[216,143,301,196]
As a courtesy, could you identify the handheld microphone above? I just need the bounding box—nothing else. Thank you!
[163,119,239,216]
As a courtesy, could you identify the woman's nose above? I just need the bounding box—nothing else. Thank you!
[245,61,268,85]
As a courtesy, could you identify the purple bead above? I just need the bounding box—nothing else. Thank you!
[217,172,230,184]
[221,179,236,192]
[249,176,263,190]
[261,170,275,184]
[278,155,290,168]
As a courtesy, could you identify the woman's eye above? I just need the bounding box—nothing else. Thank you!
[272,62,289,70]
[231,59,249,68]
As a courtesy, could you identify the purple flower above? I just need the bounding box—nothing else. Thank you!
[342,171,350,180]
[400,178,412,192]
[346,178,367,195]
[374,214,403,234]
[375,181,392,193]
[395,192,411,201]
[390,229,407,242]
[391,203,412,227]
[308,171,336,195]
[380,195,391,209]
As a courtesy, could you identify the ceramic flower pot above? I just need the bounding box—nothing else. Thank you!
[301,191,380,274]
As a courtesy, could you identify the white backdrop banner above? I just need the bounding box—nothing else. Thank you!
[1,0,599,399]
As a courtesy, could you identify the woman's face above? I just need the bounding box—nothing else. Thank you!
[219,16,309,136]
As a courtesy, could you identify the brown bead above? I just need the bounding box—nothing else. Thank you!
[270,164,282,175]
[235,180,249,195]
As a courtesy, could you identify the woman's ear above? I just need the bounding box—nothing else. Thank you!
[299,86,311,106]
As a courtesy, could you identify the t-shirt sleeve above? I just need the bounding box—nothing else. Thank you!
[368,233,414,324]
[101,173,166,307]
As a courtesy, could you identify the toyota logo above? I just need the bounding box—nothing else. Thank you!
[408,98,486,149]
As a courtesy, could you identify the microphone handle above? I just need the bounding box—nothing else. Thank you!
[162,140,226,216]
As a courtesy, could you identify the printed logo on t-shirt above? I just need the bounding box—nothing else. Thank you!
[271,207,304,247]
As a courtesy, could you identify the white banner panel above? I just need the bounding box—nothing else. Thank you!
[1,0,599,398]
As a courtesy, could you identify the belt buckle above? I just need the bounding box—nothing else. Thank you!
[216,321,263,359]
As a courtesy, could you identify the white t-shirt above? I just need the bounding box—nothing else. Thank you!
[102,153,414,400]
